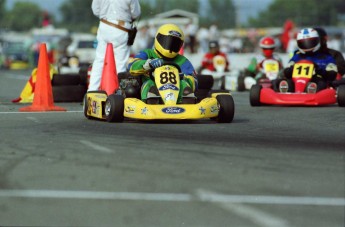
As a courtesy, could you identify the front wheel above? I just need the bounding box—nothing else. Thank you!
[250,84,262,106]
[337,85,345,107]
[216,95,235,123]
[104,94,124,122]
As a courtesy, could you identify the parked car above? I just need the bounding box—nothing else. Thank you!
[1,41,30,70]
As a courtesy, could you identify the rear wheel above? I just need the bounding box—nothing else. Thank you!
[337,85,345,107]
[237,74,245,91]
[250,84,262,106]
[216,95,235,123]
[105,94,124,122]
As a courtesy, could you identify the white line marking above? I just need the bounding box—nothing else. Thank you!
[197,190,289,227]
[0,189,343,207]
[80,140,113,153]
[195,190,345,206]
[26,117,40,123]
[218,203,289,227]
[0,190,192,201]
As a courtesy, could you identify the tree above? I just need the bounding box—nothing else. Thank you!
[0,0,5,27]
[248,0,343,27]
[59,0,96,32]
[6,2,42,31]
[206,0,236,29]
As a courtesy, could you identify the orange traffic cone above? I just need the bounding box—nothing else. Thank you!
[99,43,119,95]
[19,43,66,112]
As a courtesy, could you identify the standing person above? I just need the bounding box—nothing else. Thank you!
[88,0,141,92]
[185,21,198,53]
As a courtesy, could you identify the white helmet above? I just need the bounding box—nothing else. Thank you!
[296,28,320,54]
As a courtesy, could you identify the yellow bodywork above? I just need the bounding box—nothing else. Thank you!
[85,92,108,119]
[123,97,220,120]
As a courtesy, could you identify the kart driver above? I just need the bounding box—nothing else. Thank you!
[127,23,198,104]
[314,27,345,78]
[280,28,338,93]
[199,40,230,73]
[242,36,283,90]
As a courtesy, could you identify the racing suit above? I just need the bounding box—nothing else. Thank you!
[127,49,198,102]
[200,52,230,72]
[246,54,283,80]
[88,0,141,91]
[243,54,283,91]
[283,50,338,91]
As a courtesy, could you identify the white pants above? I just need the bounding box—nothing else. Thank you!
[88,21,130,91]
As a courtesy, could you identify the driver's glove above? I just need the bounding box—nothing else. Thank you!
[149,58,164,69]
[143,59,152,70]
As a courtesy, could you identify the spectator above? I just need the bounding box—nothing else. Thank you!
[88,0,141,92]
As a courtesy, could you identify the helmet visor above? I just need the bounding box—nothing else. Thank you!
[157,33,183,53]
[297,37,319,50]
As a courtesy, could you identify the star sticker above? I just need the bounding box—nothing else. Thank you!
[141,107,148,115]
[199,106,206,115]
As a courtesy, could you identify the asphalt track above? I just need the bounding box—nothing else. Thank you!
[0,69,344,227]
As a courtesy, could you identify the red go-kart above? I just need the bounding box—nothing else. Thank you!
[250,60,345,107]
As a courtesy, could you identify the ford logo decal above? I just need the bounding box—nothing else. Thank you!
[159,84,179,91]
[162,107,185,114]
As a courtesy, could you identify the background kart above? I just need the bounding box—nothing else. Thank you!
[199,55,239,91]
[250,60,345,107]
[84,62,235,123]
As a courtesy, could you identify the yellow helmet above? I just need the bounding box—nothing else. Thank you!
[154,23,184,59]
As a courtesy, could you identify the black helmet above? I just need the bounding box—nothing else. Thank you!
[209,40,219,49]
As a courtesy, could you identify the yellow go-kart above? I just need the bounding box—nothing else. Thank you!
[83,62,235,123]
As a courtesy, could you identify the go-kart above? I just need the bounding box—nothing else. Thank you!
[238,58,280,91]
[200,55,239,91]
[250,59,345,106]
[84,62,235,123]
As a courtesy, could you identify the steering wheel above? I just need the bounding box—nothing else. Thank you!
[161,61,181,73]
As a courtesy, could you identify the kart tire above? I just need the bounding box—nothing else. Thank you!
[105,94,124,122]
[250,84,262,106]
[237,74,245,92]
[208,89,230,96]
[53,85,87,102]
[216,95,235,123]
[197,74,214,89]
[52,73,81,86]
[220,76,226,90]
[337,85,345,107]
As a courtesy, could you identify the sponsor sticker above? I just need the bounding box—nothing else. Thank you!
[165,93,175,101]
[162,107,185,114]
[159,84,179,91]
[125,106,135,114]
[210,105,219,113]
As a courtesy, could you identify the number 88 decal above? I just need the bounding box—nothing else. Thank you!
[160,72,177,84]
